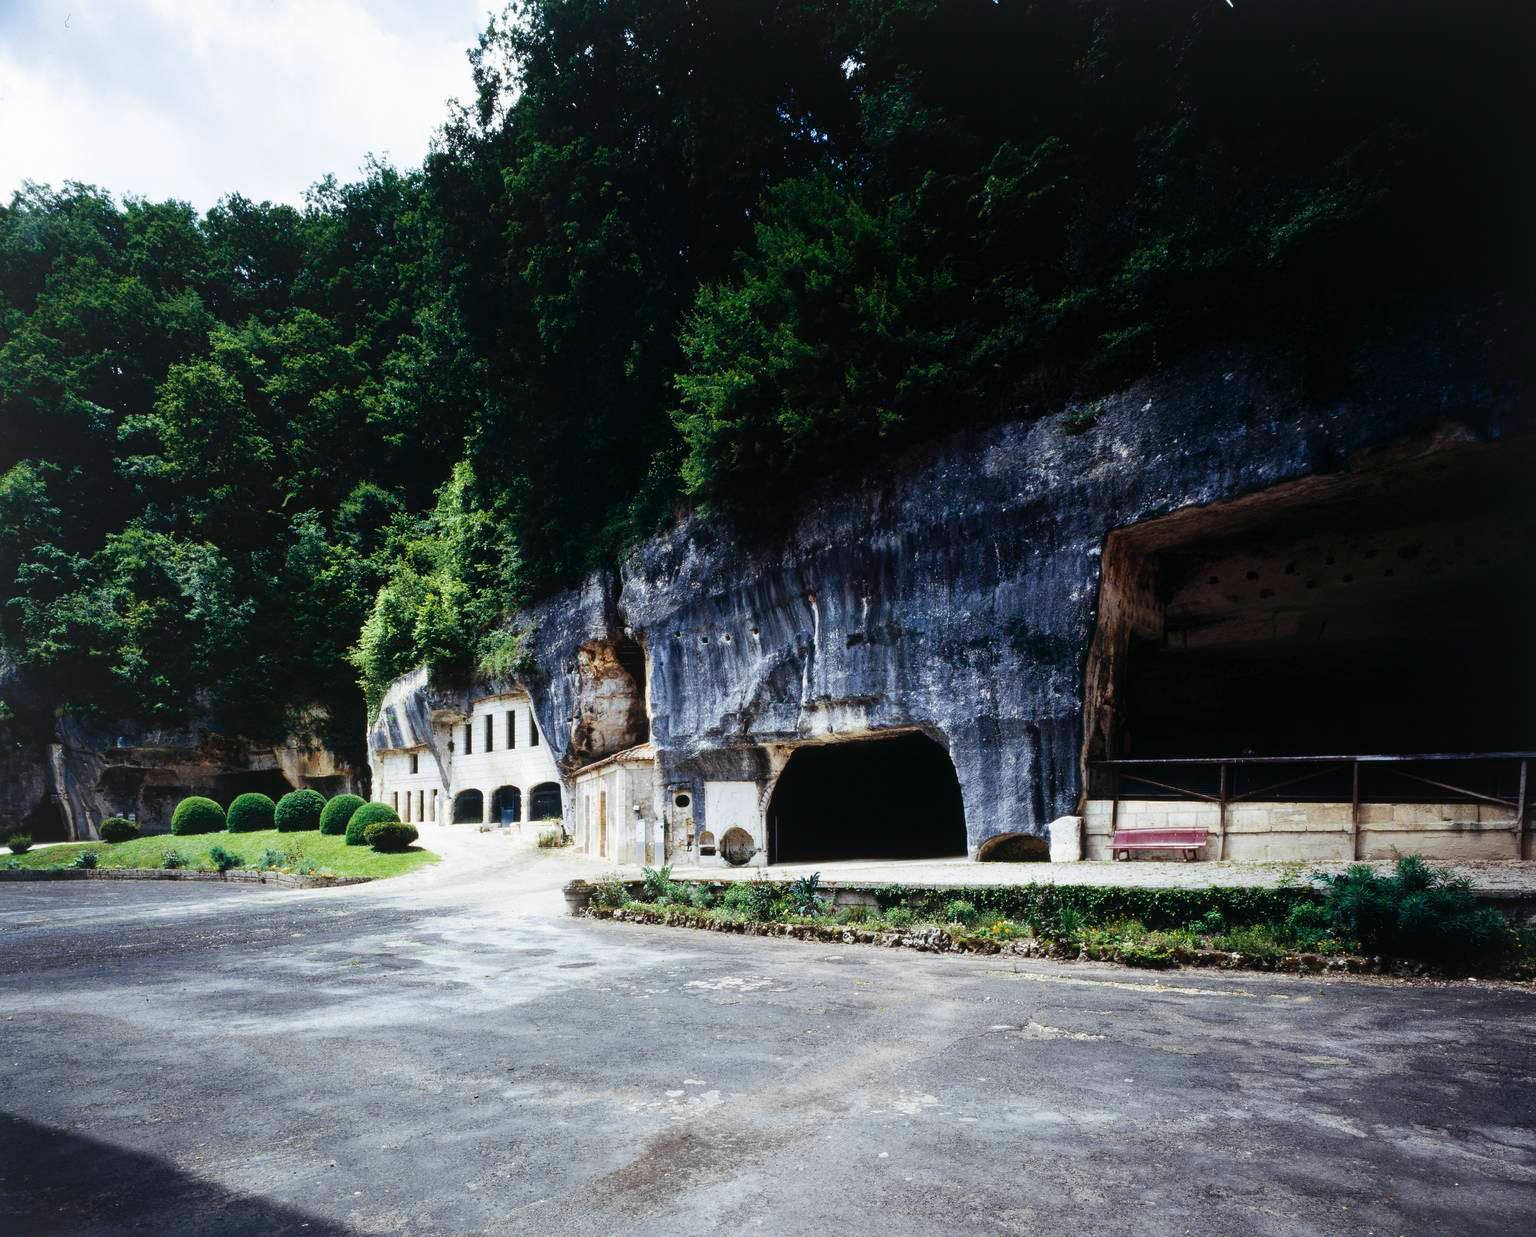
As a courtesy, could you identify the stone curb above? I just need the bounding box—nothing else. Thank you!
[580,905,1535,981]
[0,868,371,889]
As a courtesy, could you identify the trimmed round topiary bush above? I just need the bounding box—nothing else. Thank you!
[99,817,140,844]
[171,796,226,836]
[7,833,33,854]
[227,792,276,833]
[318,793,366,836]
[364,821,419,853]
[274,788,325,832]
[346,801,399,846]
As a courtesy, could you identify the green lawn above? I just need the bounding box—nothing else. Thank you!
[5,829,438,880]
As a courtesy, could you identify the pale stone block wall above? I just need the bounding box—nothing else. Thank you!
[1082,798,1519,862]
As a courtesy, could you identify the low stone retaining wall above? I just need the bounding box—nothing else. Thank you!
[563,876,1536,926]
[581,905,1435,976]
[0,868,370,889]
[1084,799,1522,862]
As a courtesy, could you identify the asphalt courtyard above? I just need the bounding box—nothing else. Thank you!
[2,830,1533,1236]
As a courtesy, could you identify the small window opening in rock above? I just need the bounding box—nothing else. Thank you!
[750,627,760,636]
[722,633,732,643]
[697,829,715,856]
[700,635,709,644]
[674,793,691,809]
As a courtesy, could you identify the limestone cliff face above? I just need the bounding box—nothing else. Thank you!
[0,664,358,841]
[499,341,1524,852]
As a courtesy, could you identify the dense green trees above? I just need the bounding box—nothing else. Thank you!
[3,1,1527,743]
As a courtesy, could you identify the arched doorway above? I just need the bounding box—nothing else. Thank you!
[453,789,483,824]
[768,732,967,864]
[491,785,521,824]
[529,782,563,821]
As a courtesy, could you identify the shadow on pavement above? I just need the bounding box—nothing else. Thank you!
[0,1111,354,1236]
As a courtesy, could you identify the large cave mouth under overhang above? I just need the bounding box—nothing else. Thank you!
[1083,435,1536,783]
[767,732,967,864]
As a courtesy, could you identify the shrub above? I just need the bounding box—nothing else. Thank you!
[346,801,399,846]
[98,817,140,844]
[7,833,33,854]
[589,876,629,909]
[161,849,188,869]
[171,796,225,835]
[1313,856,1513,962]
[318,793,365,836]
[227,793,276,833]
[274,788,325,833]
[1,858,18,871]
[536,827,565,848]
[364,821,418,852]
[642,864,675,902]
[208,845,242,873]
[837,905,870,924]
[256,848,287,871]
[1281,902,1334,951]
[721,881,779,921]
[686,883,715,909]
[945,899,978,925]
[883,906,915,930]
[70,850,99,869]
[786,872,824,916]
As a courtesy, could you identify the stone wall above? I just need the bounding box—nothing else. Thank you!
[1083,799,1521,863]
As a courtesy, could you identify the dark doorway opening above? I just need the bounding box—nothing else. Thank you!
[212,770,293,805]
[492,785,521,823]
[453,789,483,824]
[768,732,966,864]
[529,782,563,821]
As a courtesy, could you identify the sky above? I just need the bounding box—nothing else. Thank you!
[0,0,489,212]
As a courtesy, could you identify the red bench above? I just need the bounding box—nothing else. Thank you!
[1111,828,1209,861]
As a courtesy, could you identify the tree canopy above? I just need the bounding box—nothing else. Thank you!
[2,0,1528,757]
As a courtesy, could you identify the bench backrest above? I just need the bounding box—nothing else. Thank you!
[1111,828,1209,845]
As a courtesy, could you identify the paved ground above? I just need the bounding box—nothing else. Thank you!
[3,829,1534,1236]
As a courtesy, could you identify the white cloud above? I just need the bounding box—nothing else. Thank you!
[0,0,488,210]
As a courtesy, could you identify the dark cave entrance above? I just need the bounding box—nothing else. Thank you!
[1084,437,1535,803]
[767,732,967,864]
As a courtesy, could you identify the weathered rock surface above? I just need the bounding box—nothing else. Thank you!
[567,355,1524,846]
[0,663,358,840]
[379,333,1526,855]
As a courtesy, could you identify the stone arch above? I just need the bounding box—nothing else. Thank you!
[766,731,966,864]
[491,785,521,824]
[453,789,483,824]
[529,782,563,821]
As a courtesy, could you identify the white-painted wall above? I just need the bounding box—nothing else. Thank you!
[371,691,562,827]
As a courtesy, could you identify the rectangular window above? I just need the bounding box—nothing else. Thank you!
[417,789,424,821]
[507,710,516,748]
[391,791,399,814]
[430,789,437,820]
[402,793,411,823]
[530,709,539,746]
[485,713,494,752]
[409,752,418,774]
[464,722,472,755]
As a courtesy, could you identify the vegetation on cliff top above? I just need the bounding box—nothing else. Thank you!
[2,1,1527,734]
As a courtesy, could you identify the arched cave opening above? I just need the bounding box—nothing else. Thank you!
[453,789,483,824]
[768,732,967,864]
